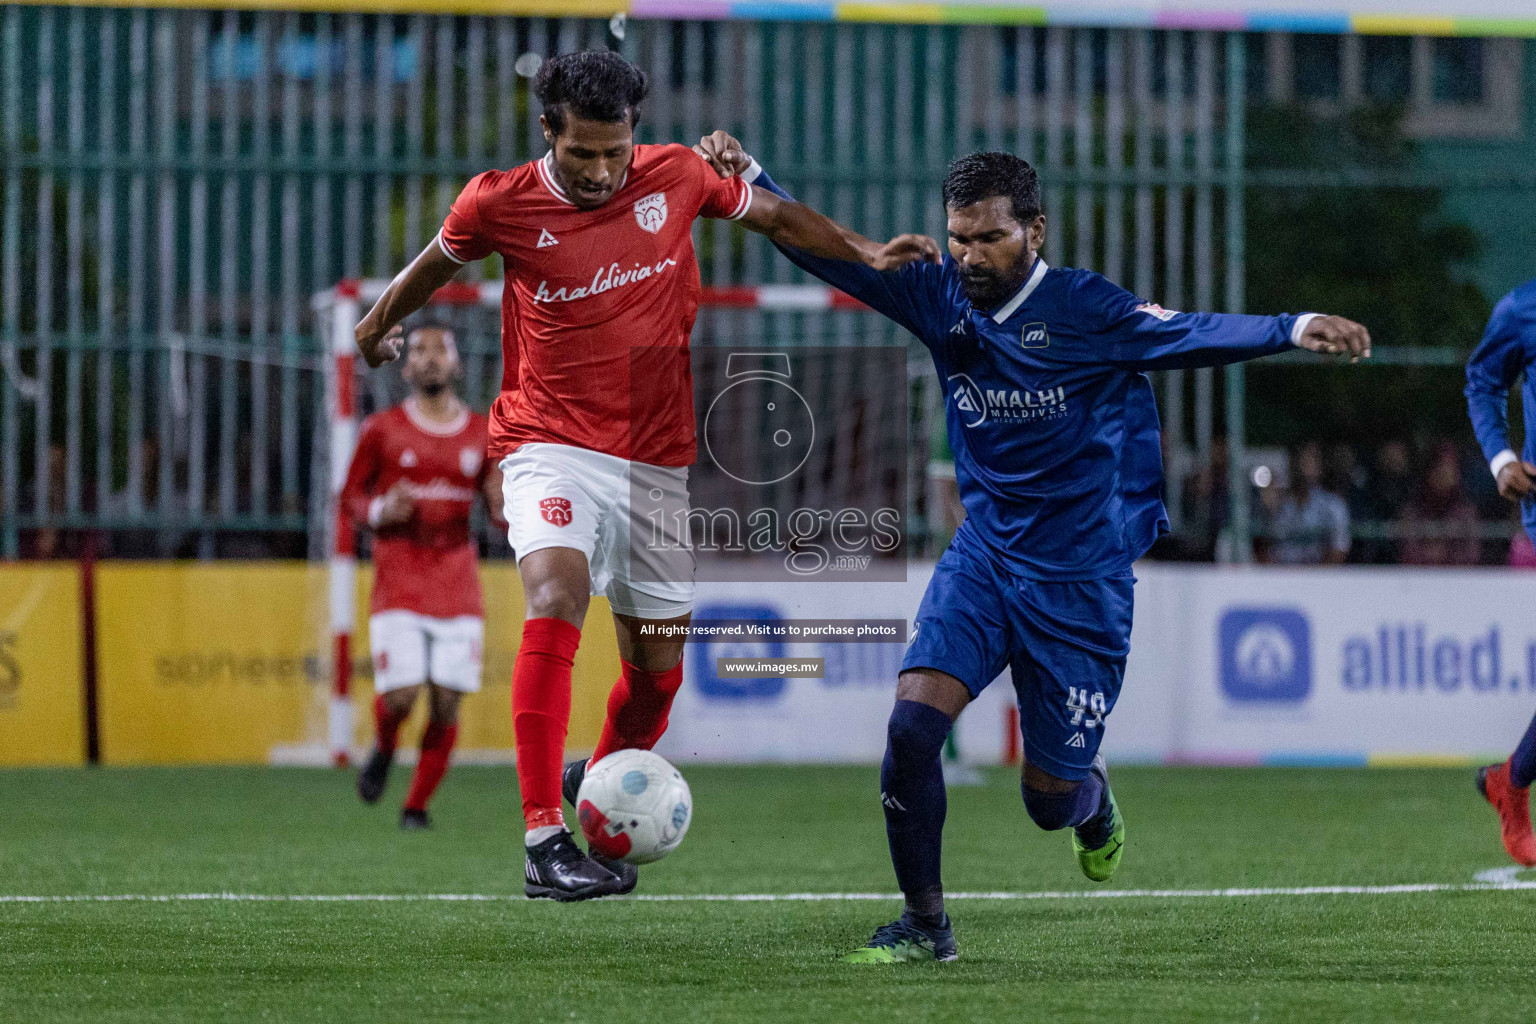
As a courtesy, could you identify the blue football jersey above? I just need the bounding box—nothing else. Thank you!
[747,162,1311,581]
[1465,278,1536,538]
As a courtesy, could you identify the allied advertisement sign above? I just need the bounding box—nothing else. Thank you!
[665,566,1536,767]
[1135,567,1536,765]
[658,571,1025,765]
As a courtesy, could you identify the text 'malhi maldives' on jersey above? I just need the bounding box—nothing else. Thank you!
[340,400,491,618]
[745,163,1315,582]
[439,144,754,468]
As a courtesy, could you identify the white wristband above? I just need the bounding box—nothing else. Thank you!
[1491,449,1520,481]
[741,156,764,184]
[367,496,386,529]
[1290,313,1322,345]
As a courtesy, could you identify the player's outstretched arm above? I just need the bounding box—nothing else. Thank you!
[737,187,941,272]
[353,239,463,368]
[694,130,950,343]
[1082,272,1370,371]
[697,126,938,269]
[1465,300,1536,501]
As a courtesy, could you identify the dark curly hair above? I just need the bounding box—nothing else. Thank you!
[941,152,1042,225]
[534,50,649,135]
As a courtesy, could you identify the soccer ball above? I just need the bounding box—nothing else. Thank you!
[576,749,693,865]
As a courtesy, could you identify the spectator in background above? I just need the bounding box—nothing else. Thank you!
[1160,438,1230,562]
[1398,441,1481,566]
[1259,441,1351,565]
[1327,442,1380,563]
[1374,440,1416,521]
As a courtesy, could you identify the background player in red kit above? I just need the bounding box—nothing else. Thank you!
[342,324,503,830]
[354,50,940,900]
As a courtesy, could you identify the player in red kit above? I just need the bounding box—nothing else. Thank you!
[354,50,940,900]
[342,325,503,830]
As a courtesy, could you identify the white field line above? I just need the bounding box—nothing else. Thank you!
[2,881,1535,905]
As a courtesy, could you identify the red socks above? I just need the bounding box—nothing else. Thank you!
[509,620,681,827]
[373,694,408,757]
[590,659,685,764]
[512,617,582,831]
[403,721,458,813]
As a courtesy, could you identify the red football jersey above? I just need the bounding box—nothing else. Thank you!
[438,144,754,467]
[340,400,491,618]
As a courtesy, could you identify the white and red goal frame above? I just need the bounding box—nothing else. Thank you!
[313,278,868,766]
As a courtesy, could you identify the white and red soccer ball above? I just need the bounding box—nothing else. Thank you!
[576,749,692,865]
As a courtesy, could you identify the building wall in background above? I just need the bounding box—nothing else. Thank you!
[1424,39,1536,304]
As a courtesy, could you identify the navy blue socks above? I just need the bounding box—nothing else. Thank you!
[881,699,953,924]
[1022,773,1107,835]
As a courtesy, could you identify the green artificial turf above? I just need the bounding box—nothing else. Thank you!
[1,764,1532,1023]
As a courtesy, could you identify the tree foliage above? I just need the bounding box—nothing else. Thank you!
[1242,104,1491,446]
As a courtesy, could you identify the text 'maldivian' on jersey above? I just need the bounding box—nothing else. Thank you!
[438,144,754,467]
[340,400,491,618]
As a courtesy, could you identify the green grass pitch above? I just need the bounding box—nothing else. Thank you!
[2,764,1533,1023]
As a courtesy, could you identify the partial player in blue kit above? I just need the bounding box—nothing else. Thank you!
[1465,278,1536,869]
[692,132,1372,963]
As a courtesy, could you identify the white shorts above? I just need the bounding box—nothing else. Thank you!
[500,442,695,620]
[369,610,484,693]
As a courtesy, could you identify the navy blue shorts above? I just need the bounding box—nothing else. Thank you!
[901,533,1135,781]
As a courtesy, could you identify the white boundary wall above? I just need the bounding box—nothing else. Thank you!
[658,565,1536,766]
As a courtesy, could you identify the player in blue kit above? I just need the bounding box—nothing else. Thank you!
[695,132,1371,963]
[1465,280,1536,869]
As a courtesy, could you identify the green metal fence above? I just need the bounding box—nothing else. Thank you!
[2,8,1260,558]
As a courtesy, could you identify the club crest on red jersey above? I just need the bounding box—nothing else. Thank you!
[633,192,668,234]
[540,496,573,527]
[459,447,483,478]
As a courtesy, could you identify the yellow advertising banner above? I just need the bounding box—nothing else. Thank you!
[95,560,614,764]
[0,564,85,766]
[96,562,330,764]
